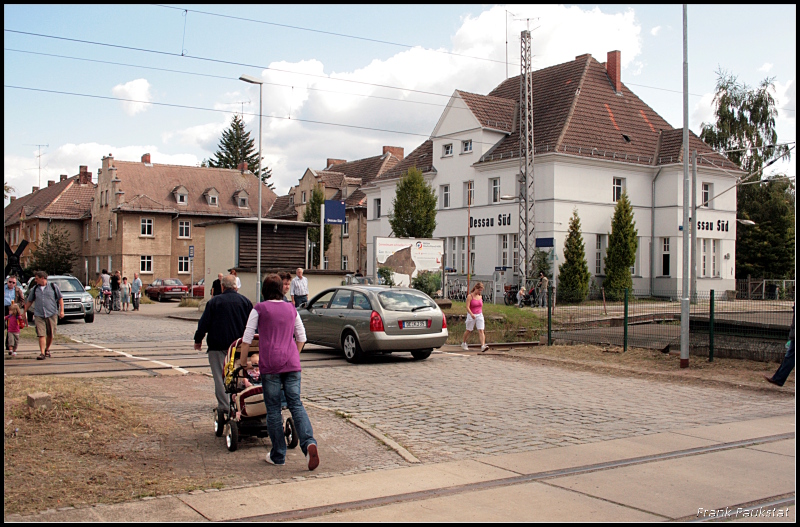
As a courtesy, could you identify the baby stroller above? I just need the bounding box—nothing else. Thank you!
[216,335,298,452]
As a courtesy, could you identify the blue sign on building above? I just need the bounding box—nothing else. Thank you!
[324,200,346,225]
[535,237,554,248]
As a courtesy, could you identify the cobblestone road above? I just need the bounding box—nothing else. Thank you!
[301,353,795,463]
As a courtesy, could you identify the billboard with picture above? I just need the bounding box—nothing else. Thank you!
[374,237,444,286]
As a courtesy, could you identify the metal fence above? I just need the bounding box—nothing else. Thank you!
[545,288,794,362]
[736,279,795,300]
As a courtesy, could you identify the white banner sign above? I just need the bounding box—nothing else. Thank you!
[375,237,444,286]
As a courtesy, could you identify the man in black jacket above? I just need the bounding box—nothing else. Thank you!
[194,275,253,421]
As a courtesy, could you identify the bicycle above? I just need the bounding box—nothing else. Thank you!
[94,290,112,314]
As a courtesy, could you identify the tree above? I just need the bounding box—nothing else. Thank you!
[603,192,638,300]
[700,70,793,279]
[558,209,591,303]
[26,225,80,276]
[389,167,437,238]
[302,185,332,268]
[531,248,551,281]
[3,182,13,200]
[207,114,273,188]
[377,266,395,286]
[411,270,441,297]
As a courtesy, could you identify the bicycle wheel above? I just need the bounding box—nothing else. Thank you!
[104,297,111,314]
[95,295,102,313]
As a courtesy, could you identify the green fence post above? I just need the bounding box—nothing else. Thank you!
[623,288,629,352]
[547,285,552,346]
[709,289,715,362]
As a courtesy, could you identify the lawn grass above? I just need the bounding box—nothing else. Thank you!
[443,301,546,344]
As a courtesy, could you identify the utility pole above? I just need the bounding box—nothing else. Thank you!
[691,149,698,303]
[518,28,535,289]
[680,4,690,369]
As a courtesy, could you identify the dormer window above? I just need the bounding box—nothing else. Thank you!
[204,187,219,207]
[234,189,249,208]
[172,185,189,205]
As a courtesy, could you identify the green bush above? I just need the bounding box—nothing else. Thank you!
[411,271,441,297]
[377,266,395,286]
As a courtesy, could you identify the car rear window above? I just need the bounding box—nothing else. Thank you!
[51,278,84,293]
[377,290,436,312]
[164,279,183,286]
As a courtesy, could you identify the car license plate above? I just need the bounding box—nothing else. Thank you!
[65,305,80,310]
[403,320,425,329]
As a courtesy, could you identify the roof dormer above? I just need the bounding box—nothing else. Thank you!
[233,189,249,209]
[203,187,220,207]
[172,185,189,205]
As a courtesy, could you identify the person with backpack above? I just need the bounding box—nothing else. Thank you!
[23,270,64,360]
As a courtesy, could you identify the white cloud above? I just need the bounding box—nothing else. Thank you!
[691,92,716,132]
[758,62,774,73]
[650,26,661,36]
[111,78,152,116]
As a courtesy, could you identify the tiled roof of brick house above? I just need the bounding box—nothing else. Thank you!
[108,161,277,216]
[456,90,516,132]
[320,152,400,185]
[4,175,94,226]
[266,194,297,219]
[371,140,435,182]
[475,53,740,171]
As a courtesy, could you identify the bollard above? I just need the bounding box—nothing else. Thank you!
[709,290,715,362]
[547,286,553,346]
[623,288,629,352]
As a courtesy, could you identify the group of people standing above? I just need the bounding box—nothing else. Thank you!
[96,269,142,311]
[194,268,318,471]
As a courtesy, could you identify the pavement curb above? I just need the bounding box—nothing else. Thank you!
[304,401,420,464]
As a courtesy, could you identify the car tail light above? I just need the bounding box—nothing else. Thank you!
[442,314,447,329]
[427,319,432,328]
[370,311,384,332]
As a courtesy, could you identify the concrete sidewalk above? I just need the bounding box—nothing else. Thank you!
[9,414,794,522]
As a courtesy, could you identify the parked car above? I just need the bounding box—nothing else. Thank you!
[297,285,448,363]
[191,278,205,298]
[146,278,188,302]
[24,275,94,324]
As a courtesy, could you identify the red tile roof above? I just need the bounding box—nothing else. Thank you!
[4,175,94,226]
[109,161,277,217]
[456,90,516,132]
[266,194,297,219]
[373,140,435,182]
[320,152,400,185]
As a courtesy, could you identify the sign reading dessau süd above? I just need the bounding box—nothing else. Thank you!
[324,200,346,224]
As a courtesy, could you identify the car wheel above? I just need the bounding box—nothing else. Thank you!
[226,421,238,451]
[214,409,225,437]
[84,312,94,323]
[158,293,163,302]
[342,331,364,364]
[285,416,298,449]
[411,349,433,360]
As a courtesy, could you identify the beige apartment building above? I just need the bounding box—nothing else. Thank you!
[268,146,403,273]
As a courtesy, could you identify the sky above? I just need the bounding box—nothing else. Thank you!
[4,4,796,205]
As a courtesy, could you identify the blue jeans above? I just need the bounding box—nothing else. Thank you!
[771,338,795,386]
[294,295,308,308]
[261,371,316,463]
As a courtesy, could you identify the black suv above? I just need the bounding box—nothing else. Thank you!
[24,275,95,324]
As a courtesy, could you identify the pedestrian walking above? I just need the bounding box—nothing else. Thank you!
[131,273,143,311]
[5,301,24,357]
[211,273,223,297]
[110,270,121,311]
[517,283,526,308]
[290,268,309,308]
[194,275,253,424]
[239,274,319,470]
[228,268,241,291]
[5,276,25,351]
[536,271,549,308]
[461,282,488,352]
[765,305,795,387]
[120,277,132,311]
[23,270,64,360]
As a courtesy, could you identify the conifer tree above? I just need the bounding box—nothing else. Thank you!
[389,167,437,238]
[27,225,80,276]
[302,185,332,268]
[558,209,591,303]
[603,192,638,300]
[207,114,273,188]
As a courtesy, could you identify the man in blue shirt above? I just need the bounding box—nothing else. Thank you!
[23,271,64,360]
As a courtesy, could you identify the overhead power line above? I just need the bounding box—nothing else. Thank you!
[153,4,513,67]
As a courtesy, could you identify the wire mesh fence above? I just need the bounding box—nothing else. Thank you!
[547,288,794,362]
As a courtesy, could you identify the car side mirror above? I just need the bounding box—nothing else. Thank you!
[85,285,91,291]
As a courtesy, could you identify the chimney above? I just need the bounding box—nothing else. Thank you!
[607,50,622,93]
[32,186,39,193]
[382,146,404,160]
[327,158,346,168]
[78,165,92,185]
[60,174,68,182]
[141,153,151,164]
[10,196,16,202]
[237,161,248,172]
[47,180,55,187]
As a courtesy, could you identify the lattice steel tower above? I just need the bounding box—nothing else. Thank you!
[518,29,535,285]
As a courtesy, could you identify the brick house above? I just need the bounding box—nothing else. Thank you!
[4,167,95,279]
[268,147,402,273]
[83,153,277,286]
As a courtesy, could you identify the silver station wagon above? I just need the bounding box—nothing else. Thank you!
[298,285,448,363]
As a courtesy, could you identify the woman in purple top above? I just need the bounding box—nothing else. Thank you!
[239,274,319,470]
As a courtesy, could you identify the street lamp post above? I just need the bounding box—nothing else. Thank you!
[239,74,263,301]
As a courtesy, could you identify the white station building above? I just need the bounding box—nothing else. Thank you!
[363,51,742,296]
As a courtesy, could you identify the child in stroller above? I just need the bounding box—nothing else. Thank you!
[217,335,298,452]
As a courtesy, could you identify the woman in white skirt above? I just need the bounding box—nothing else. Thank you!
[461,282,488,352]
